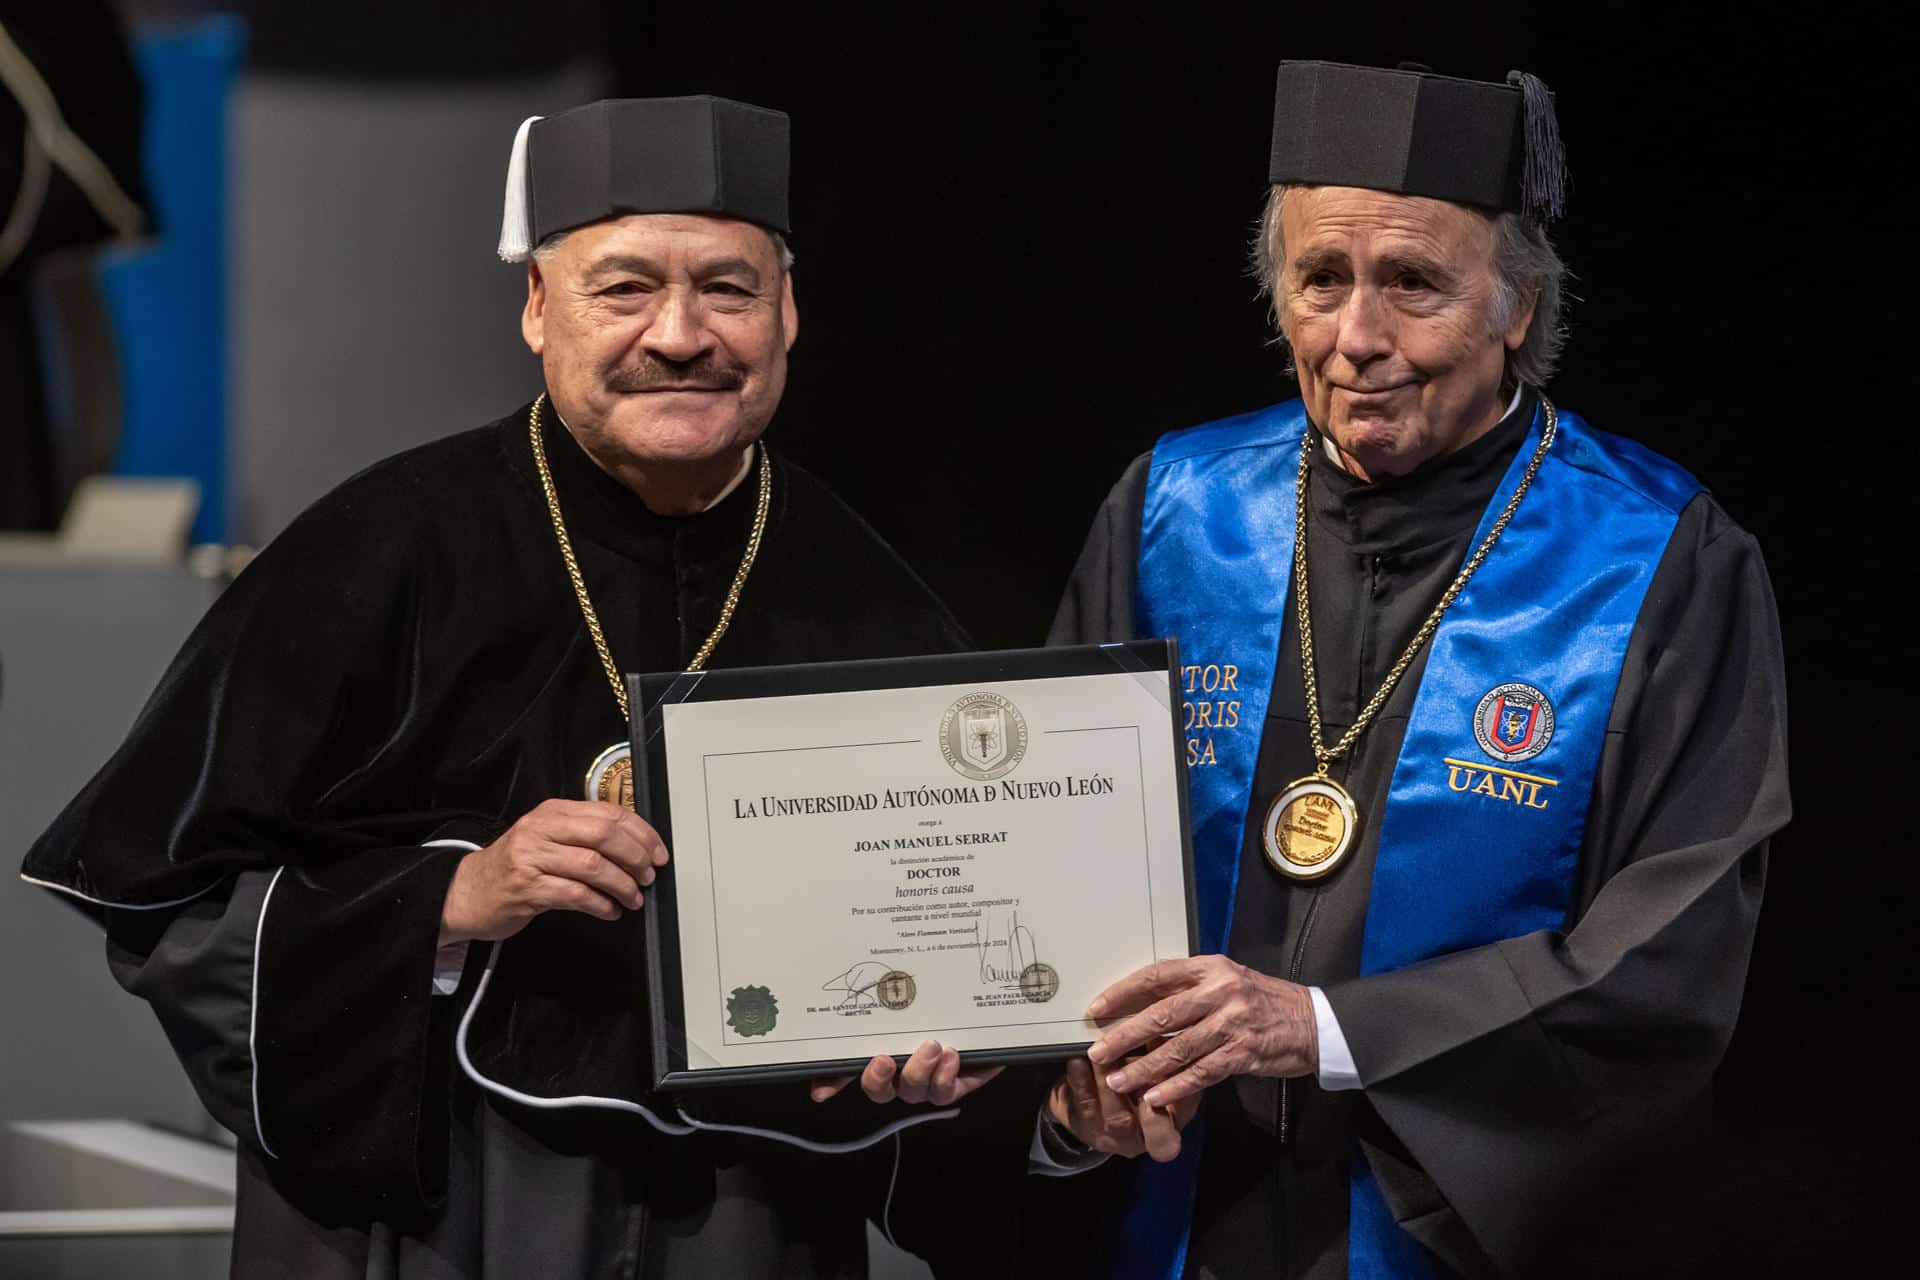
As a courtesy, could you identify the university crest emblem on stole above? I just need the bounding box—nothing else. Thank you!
[1473,682,1556,762]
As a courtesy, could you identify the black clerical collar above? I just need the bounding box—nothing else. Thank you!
[502,400,764,567]
[1304,385,1538,556]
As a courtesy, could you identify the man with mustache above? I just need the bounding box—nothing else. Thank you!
[23,97,1051,1277]
[1036,63,1789,1277]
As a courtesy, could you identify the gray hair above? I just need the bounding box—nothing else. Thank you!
[532,226,796,273]
[1250,185,1568,388]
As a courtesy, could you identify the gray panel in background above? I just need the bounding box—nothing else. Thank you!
[0,566,222,1135]
[1,1121,233,1278]
[228,64,605,546]
[0,1235,230,1280]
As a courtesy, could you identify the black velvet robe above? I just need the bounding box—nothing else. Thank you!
[23,403,1048,1278]
[1027,391,1791,1278]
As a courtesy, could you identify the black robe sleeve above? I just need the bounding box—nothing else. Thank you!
[25,468,491,1209]
[1048,453,1150,648]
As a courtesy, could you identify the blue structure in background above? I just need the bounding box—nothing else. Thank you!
[98,17,246,545]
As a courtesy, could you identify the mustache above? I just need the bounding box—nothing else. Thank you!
[605,357,746,393]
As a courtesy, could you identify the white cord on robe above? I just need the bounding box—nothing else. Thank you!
[882,1133,903,1247]
[496,115,542,262]
[248,867,287,1160]
[18,870,222,911]
[454,946,960,1152]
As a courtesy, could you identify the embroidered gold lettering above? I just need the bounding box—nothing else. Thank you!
[1440,759,1560,811]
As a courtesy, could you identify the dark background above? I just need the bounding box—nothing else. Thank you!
[595,3,1902,1269]
[76,0,1916,1269]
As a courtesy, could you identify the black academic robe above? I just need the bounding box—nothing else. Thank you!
[23,403,1048,1278]
[1029,390,1790,1278]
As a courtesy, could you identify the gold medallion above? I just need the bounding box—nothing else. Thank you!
[585,742,635,808]
[1271,397,1556,883]
[1262,776,1359,880]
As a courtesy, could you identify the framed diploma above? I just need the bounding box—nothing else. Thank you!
[631,641,1195,1089]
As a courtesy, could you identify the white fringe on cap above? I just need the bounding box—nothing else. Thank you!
[496,115,543,261]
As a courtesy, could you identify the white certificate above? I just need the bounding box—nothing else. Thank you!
[635,643,1194,1087]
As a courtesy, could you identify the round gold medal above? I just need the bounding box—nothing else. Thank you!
[585,742,635,808]
[1262,776,1358,880]
[1270,401,1556,883]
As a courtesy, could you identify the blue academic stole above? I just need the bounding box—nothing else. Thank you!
[1122,397,1700,1279]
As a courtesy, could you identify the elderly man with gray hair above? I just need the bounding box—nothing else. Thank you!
[1039,61,1789,1278]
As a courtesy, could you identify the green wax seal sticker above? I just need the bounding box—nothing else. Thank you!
[726,985,778,1037]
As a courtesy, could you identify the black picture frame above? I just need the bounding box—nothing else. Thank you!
[630,640,1198,1091]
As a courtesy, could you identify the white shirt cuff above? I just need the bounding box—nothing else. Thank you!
[432,942,470,995]
[423,838,481,995]
[1309,985,1361,1091]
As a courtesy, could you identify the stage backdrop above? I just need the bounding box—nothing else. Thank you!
[605,5,1899,1272]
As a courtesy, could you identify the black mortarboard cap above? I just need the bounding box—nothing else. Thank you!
[1268,61,1567,222]
[498,96,789,260]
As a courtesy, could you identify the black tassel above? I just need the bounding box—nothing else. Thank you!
[1506,70,1568,223]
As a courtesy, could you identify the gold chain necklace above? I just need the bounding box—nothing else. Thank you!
[526,392,772,802]
[1262,397,1558,880]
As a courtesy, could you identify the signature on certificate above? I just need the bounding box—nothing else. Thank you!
[821,960,891,1008]
[975,909,1040,986]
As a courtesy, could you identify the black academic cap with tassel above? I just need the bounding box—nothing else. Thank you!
[1267,60,1568,223]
